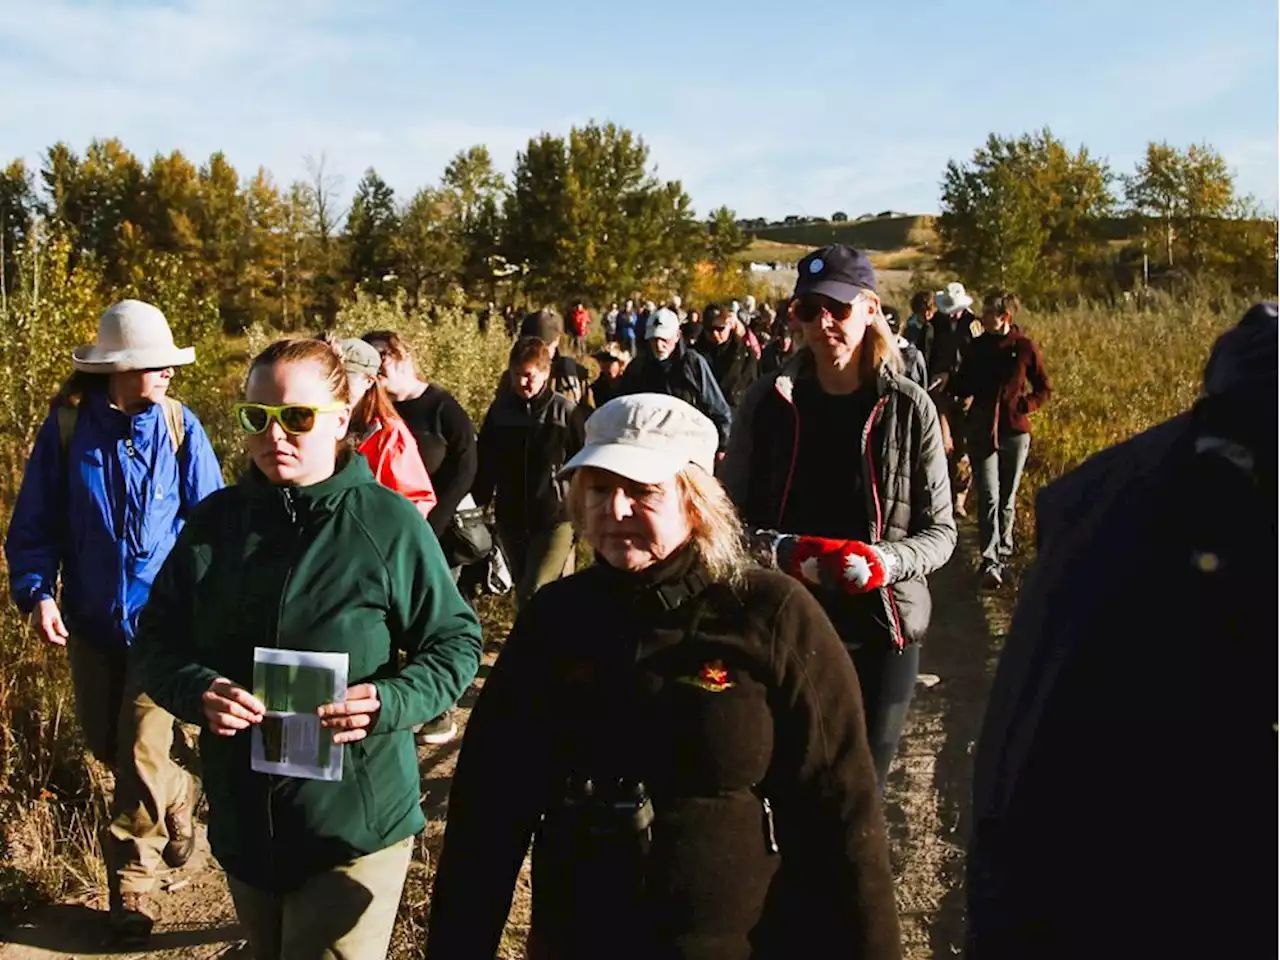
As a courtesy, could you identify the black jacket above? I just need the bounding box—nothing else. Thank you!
[473,386,585,532]
[394,385,477,538]
[696,333,759,408]
[618,341,733,449]
[426,546,901,960]
[926,310,975,388]
[587,372,625,410]
[966,304,1278,960]
[759,338,798,377]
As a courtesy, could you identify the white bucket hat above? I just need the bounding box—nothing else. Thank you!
[935,282,974,314]
[560,393,717,484]
[72,300,196,373]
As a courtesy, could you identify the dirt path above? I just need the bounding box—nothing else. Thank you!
[1,521,1007,959]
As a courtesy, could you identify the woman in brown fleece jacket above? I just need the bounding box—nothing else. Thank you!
[950,289,1051,587]
[426,394,901,960]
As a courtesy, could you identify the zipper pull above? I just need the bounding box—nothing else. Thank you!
[761,796,779,854]
[281,488,297,525]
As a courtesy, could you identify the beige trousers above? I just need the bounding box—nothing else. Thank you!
[67,636,193,895]
[226,837,414,960]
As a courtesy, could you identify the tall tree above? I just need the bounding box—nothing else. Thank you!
[193,152,247,328]
[344,168,400,296]
[280,181,317,331]
[442,146,505,297]
[938,129,1113,300]
[1,160,35,296]
[142,150,202,263]
[503,121,698,303]
[302,154,345,323]
[1124,141,1235,275]
[239,168,286,328]
[705,205,747,269]
[396,188,465,307]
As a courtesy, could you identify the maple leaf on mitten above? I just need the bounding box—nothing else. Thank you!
[774,535,894,595]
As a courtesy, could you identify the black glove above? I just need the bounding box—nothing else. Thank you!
[745,528,784,568]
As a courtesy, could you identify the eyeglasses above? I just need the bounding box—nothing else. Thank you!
[791,295,856,324]
[233,402,347,436]
[583,480,669,510]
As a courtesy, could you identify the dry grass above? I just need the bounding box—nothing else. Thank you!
[0,236,1249,945]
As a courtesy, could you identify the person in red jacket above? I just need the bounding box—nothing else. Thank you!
[340,339,437,520]
[569,302,590,352]
[950,290,1051,588]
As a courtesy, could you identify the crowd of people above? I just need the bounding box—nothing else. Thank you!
[5,245,1272,960]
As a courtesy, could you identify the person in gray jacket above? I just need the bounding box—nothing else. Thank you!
[721,244,956,789]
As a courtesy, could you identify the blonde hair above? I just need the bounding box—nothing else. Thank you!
[788,293,905,381]
[863,302,905,380]
[566,463,752,587]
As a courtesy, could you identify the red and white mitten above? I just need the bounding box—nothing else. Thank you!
[774,536,897,595]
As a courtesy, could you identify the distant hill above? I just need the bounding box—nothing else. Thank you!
[749,216,936,252]
[748,213,1217,255]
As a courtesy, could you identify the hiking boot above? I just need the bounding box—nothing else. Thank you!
[415,709,458,746]
[162,775,200,869]
[108,890,156,946]
[981,567,1004,590]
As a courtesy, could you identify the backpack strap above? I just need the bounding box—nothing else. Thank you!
[159,395,186,455]
[159,396,191,517]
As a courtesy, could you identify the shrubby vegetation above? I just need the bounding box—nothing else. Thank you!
[936,132,1276,303]
[0,123,755,336]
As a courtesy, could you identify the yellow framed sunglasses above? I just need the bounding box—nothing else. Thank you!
[233,402,347,436]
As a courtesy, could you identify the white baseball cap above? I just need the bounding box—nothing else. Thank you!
[645,307,681,341]
[560,393,718,483]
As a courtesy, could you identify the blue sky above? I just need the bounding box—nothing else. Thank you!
[0,0,1275,219]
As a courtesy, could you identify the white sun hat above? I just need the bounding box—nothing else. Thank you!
[72,300,196,373]
[560,393,718,484]
[935,282,974,314]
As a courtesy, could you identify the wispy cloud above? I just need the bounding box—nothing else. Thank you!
[0,0,1273,217]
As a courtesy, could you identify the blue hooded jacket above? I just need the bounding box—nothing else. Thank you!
[5,388,224,648]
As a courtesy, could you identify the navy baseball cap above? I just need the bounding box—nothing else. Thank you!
[793,244,877,302]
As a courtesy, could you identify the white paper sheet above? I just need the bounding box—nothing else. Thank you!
[251,647,349,781]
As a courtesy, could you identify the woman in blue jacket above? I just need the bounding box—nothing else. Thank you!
[4,300,224,946]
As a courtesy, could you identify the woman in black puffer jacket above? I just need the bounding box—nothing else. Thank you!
[428,394,901,960]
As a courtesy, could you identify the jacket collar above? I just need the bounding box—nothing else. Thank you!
[772,347,900,405]
[84,386,166,428]
[239,449,376,505]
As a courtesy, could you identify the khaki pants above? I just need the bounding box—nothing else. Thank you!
[67,636,192,895]
[498,521,576,611]
[226,837,414,960]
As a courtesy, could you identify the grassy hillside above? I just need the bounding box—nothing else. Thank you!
[751,216,937,252]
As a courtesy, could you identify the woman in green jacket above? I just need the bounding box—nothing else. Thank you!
[132,337,482,960]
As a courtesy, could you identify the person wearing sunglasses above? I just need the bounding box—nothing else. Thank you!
[721,244,956,791]
[335,338,437,521]
[132,337,482,960]
[4,300,225,945]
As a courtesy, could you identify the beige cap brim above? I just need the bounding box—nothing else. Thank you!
[72,345,196,373]
[559,441,692,485]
